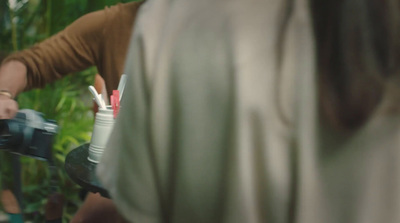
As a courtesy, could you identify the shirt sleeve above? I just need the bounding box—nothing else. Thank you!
[2,8,107,89]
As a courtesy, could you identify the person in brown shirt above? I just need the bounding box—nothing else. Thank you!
[0,1,143,118]
[0,1,144,222]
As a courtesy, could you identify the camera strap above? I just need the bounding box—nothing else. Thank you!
[9,155,59,219]
[11,154,24,213]
[47,159,59,194]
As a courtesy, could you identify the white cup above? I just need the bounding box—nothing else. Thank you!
[88,106,115,163]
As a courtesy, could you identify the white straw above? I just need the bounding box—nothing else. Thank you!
[117,74,127,101]
[98,94,106,108]
[88,85,106,109]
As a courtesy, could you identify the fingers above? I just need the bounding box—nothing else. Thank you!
[0,98,19,119]
[1,189,21,214]
[45,193,65,220]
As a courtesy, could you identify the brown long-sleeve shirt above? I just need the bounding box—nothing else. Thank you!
[3,1,143,96]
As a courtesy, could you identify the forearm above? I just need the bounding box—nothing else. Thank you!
[0,60,27,98]
[0,60,21,118]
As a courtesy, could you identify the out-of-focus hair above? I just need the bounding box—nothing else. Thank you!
[311,0,400,131]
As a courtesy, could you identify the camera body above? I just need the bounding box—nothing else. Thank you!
[0,109,58,161]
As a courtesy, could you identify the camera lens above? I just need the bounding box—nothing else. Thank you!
[0,120,10,134]
[0,121,11,148]
[0,120,23,149]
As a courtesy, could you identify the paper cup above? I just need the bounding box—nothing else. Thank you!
[88,107,115,163]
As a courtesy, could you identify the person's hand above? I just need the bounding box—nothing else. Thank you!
[45,193,65,221]
[0,60,27,119]
[0,95,18,119]
[0,189,21,214]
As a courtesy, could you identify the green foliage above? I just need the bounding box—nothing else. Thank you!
[0,0,139,222]
[16,70,95,223]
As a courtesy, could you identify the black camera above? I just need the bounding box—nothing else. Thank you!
[0,109,58,161]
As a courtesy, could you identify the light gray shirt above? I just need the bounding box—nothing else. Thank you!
[97,0,400,222]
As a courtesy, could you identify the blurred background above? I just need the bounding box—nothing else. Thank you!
[0,0,137,222]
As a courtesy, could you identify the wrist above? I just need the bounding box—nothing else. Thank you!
[0,60,28,95]
[0,90,13,99]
